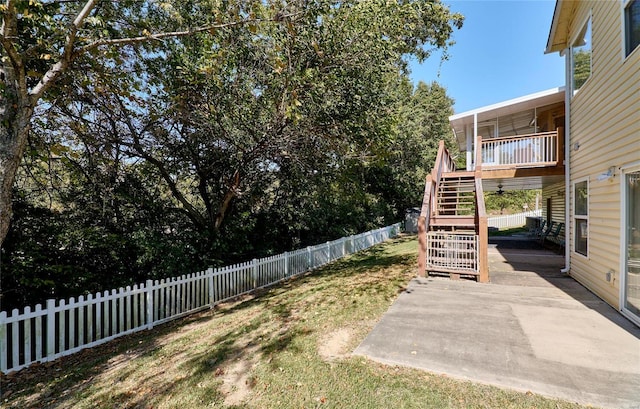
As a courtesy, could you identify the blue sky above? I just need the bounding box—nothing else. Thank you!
[410,0,565,114]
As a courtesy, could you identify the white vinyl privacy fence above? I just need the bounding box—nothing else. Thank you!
[487,210,541,230]
[1,223,401,374]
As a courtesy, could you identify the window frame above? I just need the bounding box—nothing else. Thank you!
[570,13,592,95]
[573,178,589,258]
[624,0,640,58]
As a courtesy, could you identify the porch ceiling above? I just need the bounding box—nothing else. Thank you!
[482,174,564,192]
[449,87,565,151]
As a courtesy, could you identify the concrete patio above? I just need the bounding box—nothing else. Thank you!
[355,237,640,409]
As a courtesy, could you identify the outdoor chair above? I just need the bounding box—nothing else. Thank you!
[529,219,546,238]
[541,222,563,246]
[537,220,553,242]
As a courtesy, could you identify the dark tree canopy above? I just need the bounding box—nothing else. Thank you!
[1,0,463,310]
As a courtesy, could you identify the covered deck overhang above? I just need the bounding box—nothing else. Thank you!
[449,87,566,192]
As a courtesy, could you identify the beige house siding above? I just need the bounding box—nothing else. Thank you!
[566,1,640,308]
[541,182,566,242]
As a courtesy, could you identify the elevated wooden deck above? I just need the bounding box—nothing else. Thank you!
[478,128,564,178]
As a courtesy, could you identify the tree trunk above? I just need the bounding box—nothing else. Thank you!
[0,70,33,247]
[0,121,32,247]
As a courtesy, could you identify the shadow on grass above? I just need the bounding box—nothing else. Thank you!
[2,235,417,409]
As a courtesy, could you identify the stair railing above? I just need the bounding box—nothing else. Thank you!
[418,141,456,277]
[431,141,456,216]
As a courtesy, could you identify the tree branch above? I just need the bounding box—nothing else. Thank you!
[0,0,21,67]
[29,0,98,105]
[0,0,28,99]
[75,17,266,55]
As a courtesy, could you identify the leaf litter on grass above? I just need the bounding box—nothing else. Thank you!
[1,236,590,409]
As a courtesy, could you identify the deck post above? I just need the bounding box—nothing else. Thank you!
[478,216,489,283]
[417,174,433,278]
[557,127,565,166]
[474,155,489,283]
[417,216,427,277]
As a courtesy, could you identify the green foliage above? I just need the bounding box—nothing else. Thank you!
[485,189,540,215]
[573,49,591,91]
[2,0,462,310]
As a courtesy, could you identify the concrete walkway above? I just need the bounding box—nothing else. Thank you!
[354,240,640,409]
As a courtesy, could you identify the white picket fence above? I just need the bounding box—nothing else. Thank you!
[487,210,541,229]
[0,223,401,374]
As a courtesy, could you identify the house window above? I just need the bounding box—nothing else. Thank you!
[572,17,592,93]
[626,0,640,57]
[574,180,588,256]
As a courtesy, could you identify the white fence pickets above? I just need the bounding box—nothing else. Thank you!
[0,223,401,374]
[487,210,541,230]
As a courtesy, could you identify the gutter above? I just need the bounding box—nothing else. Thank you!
[561,48,571,274]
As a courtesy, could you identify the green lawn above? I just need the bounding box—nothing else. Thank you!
[1,236,590,408]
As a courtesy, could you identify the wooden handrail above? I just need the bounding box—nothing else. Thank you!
[418,174,433,278]
[431,141,456,191]
[418,140,456,277]
[419,174,433,219]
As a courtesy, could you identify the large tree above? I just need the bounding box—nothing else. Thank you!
[1,0,462,242]
[0,0,301,246]
[2,0,464,309]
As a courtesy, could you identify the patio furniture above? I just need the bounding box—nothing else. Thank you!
[540,220,557,244]
[541,222,564,246]
[529,219,546,237]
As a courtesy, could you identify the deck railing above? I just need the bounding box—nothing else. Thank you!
[480,131,559,168]
[426,232,478,274]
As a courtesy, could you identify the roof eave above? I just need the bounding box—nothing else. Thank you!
[545,0,573,54]
[545,0,563,54]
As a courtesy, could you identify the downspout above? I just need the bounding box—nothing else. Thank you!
[561,48,571,274]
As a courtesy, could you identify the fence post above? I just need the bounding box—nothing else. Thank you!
[326,241,331,263]
[46,299,56,360]
[0,311,7,373]
[146,280,154,330]
[252,259,258,289]
[207,268,215,308]
[284,252,289,278]
[307,246,312,269]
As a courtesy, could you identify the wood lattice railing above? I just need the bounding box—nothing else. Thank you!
[417,141,488,282]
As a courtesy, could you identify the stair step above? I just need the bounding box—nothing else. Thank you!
[430,216,476,226]
[439,180,475,185]
[442,171,475,178]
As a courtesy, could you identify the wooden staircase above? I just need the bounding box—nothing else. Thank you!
[417,142,489,282]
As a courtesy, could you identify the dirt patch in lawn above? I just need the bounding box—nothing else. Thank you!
[219,347,260,406]
[318,327,355,361]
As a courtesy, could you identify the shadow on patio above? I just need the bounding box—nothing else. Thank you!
[355,235,640,409]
